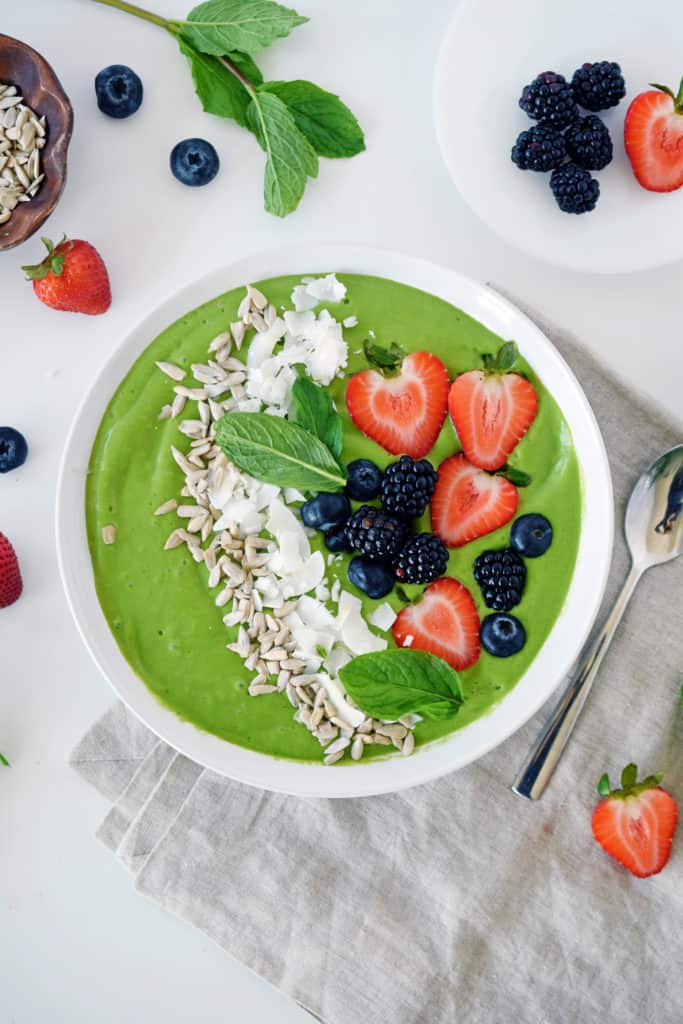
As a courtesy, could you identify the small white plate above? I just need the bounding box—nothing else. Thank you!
[434,0,683,273]
[56,245,613,798]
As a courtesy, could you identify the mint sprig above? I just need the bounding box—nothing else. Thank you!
[215,411,347,491]
[339,649,464,721]
[92,0,365,217]
[291,374,343,461]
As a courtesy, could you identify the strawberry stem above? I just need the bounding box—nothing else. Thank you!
[363,340,404,377]
[651,77,683,114]
[89,0,170,29]
[21,235,72,281]
[597,763,664,800]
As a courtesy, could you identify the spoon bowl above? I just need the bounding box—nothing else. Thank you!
[626,445,683,568]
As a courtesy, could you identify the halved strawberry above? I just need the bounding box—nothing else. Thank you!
[0,532,22,609]
[592,764,678,878]
[624,78,683,193]
[346,342,449,459]
[392,577,480,671]
[430,454,519,548]
[448,342,538,471]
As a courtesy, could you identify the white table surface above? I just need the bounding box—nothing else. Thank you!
[1,1,682,1021]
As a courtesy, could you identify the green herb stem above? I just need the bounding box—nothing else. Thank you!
[217,55,256,95]
[90,0,171,29]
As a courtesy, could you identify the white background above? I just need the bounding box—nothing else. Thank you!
[1,1,682,1021]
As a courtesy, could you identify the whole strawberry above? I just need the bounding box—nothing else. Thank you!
[22,235,111,315]
[0,532,22,609]
[592,763,678,878]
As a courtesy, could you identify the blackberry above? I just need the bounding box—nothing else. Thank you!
[473,549,526,612]
[519,72,577,129]
[380,456,437,519]
[511,125,566,171]
[564,115,612,170]
[549,162,600,214]
[571,61,625,112]
[393,534,449,585]
[344,505,409,562]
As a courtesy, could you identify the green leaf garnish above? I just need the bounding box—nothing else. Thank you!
[215,412,347,491]
[339,649,463,721]
[363,339,405,376]
[261,80,365,157]
[175,0,307,56]
[247,90,318,217]
[497,465,532,488]
[291,374,343,461]
[90,0,364,217]
[178,36,251,126]
[0,751,9,766]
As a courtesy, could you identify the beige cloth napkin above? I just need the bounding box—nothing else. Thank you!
[71,308,683,1024]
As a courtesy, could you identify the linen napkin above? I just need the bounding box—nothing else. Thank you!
[71,308,683,1024]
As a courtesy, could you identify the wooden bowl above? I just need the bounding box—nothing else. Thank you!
[0,34,73,251]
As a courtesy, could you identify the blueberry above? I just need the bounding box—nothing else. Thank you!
[324,525,352,552]
[0,427,28,474]
[481,613,526,657]
[510,514,553,557]
[346,459,382,501]
[301,492,351,532]
[95,65,143,119]
[348,557,394,599]
[170,138,219,187]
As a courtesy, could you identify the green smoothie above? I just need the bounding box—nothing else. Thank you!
[86,273,581,761]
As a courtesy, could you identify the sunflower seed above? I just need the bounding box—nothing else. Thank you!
[375,723,408,741]
[102,524,117,545]
[156,361,186,382]
[402,732,415,756]
[0,95,22,109]
[247,284,267,310]
[174,385,207,400]
[324,750,345,766]
[351,736,364,761]
[215,586,233,607]
[249,683,277,696]
[171,394,187,418]
[231,321,245,347]
[237,293,251,319]
[164,528,186,550]
[154,499,178,515]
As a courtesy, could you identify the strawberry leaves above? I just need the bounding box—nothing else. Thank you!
[597,763,665,799]
[93,0,364,217]
[22,235,72,281]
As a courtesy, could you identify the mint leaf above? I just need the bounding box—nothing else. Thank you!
[495,341,518,371]
[225,50,263,85]
[177,0,307,56]
[261,80,365,157]
[246,90,318,216]
[178,37,250,126]
[215,412,346,491]
[339,649,463,721]
[498,465,531,488]
[291,375,343,461]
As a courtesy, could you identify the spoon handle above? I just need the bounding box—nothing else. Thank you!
[512,563,643,801]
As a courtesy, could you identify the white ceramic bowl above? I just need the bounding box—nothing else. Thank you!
[433,0,683,273]
[56,245,613,798]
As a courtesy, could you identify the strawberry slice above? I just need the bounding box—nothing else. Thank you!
[346,342,449,459]
[624,78,683,193]
[0,532,22,609]
[393,577,480,671]
[430,454,519,548]
[448,342,538,471]
[592,764,678,878]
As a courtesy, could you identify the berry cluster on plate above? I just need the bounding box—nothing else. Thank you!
[512,61,626,214]
[302,337,558,668]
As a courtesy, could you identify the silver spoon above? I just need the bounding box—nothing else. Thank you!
[512,444,683,801]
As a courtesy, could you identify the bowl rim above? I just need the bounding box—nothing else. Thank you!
[0,32,73,251]
[55,244,614,798]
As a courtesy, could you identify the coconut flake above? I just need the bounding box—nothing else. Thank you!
[369,602,397,631]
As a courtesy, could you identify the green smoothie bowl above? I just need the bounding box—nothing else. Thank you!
[56,246,613,798]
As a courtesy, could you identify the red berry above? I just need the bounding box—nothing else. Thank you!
[430,454,519,548]
[22,235,111,315]
[392,577,481,671]
[0,533,22,609]
[448,348,538,471]
[624,80,683,193]
[346,349,449,459]
[592,764,678,878]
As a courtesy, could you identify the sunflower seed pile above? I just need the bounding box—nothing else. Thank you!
[153,283,417,763]
[0,83,46,224]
